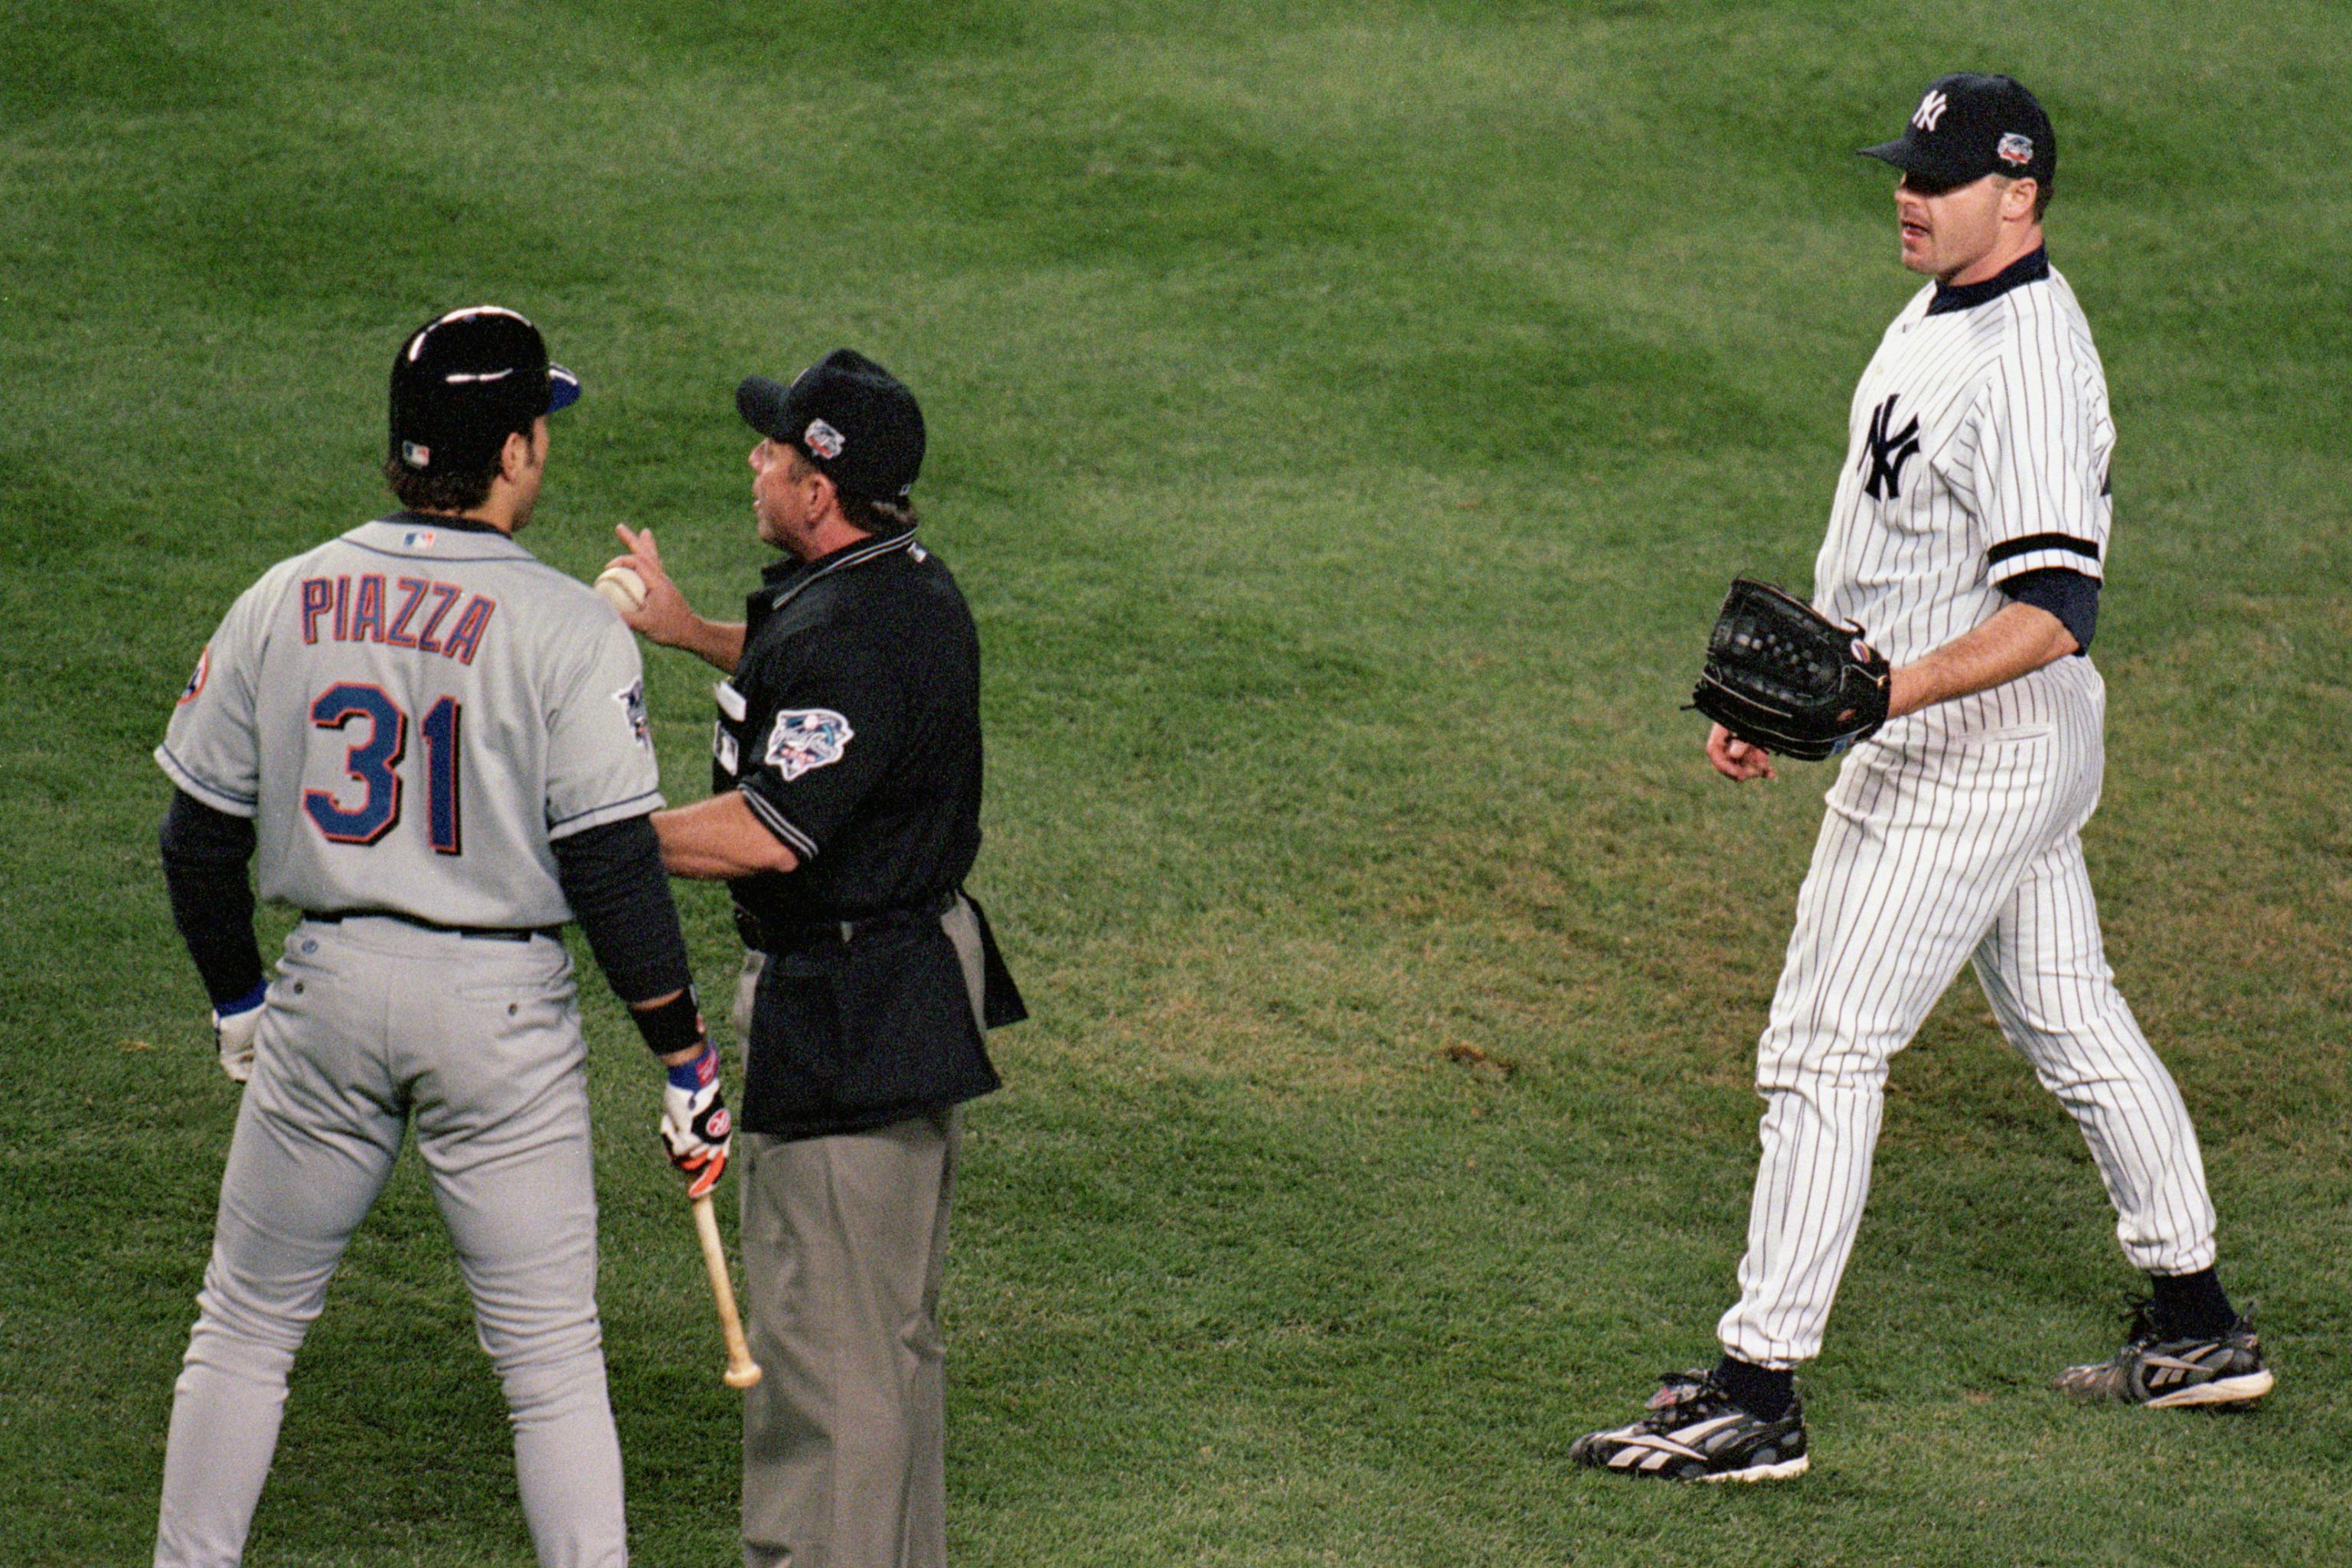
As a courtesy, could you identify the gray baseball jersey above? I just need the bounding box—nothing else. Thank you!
[157,514,658,930]
[1717,254,2220,1369]
[152,512,653,1568]
[156,515,660,926]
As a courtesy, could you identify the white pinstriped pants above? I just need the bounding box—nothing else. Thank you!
[1718,661,2219,1368]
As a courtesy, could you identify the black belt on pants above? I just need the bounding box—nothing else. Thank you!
[733,890,958,953]
[303,909,562,942]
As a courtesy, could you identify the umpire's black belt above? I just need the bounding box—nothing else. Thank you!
[303,909,562,942]
[733,890,958,954]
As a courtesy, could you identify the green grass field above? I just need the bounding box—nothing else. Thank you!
[5,2,2348,1563]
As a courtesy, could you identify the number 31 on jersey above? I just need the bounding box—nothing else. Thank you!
[303,683,464,854]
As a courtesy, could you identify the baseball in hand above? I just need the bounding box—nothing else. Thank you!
[594,564,648,613]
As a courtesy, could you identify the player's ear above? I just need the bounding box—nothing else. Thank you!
[2005,177,2040,220]
[498,423,538,482]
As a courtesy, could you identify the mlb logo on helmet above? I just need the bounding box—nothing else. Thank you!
[1998,132,2035,167]
[402,440,433,469]
[802,419,847,460]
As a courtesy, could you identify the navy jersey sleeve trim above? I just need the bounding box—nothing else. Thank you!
[738,783,820,860]
[155,743,259,815]
[1987,531,2101,567]
[545,789,664,834]
[2000,567,2100,653]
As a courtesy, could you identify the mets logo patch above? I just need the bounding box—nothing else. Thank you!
[765,707,854,781]
[613,678,651,748]
[177,645,211,706]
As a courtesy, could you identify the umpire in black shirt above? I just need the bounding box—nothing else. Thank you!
[609,348,1023,1568]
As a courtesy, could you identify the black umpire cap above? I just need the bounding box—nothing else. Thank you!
[389,305,580,475]
[1862,73,2056,193]
[737,349,925,502]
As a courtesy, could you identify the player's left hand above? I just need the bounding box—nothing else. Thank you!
[212,981,268,1083]
[1706,723,1778,783]
[660,1043,733,1198]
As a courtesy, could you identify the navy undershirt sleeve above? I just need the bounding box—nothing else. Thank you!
[158,789,266,1008]
[550,814,696,1014]
[2001,567,2099,653]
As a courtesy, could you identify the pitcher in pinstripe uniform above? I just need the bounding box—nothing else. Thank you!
[1573,74,2271,1485]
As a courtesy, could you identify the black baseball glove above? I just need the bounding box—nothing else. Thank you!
[1690,578,1891,761]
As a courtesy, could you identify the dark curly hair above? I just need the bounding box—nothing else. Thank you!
[382,416,535,513]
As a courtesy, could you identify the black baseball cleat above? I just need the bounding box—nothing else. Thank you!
[2056,1301,2275,1407]
[1570,1370,1809,1482]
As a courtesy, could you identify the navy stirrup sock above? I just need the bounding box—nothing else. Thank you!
[1714,1355,1795,1421]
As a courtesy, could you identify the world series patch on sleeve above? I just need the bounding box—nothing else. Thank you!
[1690,577,1891,761]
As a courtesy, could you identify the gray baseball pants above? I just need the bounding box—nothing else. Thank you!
[153,916,627,1568]
[736,899,987,1568]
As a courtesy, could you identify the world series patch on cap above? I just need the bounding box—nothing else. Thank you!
[389,305,581,475]
[737,348,925,501]
[1860,72,2056,192]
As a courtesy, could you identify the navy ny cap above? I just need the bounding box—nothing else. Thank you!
[1862,73,2056,192]
[389,305,580,475]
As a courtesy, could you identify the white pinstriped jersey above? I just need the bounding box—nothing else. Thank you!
[156,514,662,928]
[1813,256,2113,716]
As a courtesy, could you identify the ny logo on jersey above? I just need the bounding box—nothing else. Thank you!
[1858,394,1922,501]
[1913,90,1950,132]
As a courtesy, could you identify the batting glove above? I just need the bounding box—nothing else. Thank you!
[660,1043,733,1199]
[212,980,268,1083]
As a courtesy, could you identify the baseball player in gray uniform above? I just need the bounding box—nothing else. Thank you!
[150,305,733,1566]
[1573,75,2270,1483]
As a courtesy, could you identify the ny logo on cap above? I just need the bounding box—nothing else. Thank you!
[803,419,846,459]
[1912,90,1950,132]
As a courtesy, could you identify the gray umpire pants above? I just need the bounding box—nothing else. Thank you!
[154,916,626,1568]
[734,899,986,1568]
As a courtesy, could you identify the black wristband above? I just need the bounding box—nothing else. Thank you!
[632,985,707,1055]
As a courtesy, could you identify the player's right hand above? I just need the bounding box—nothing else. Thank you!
[660,1043,733,1199]
[1706,723,1779,783]
[212,981,267,1083]
[608,524,697,648]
